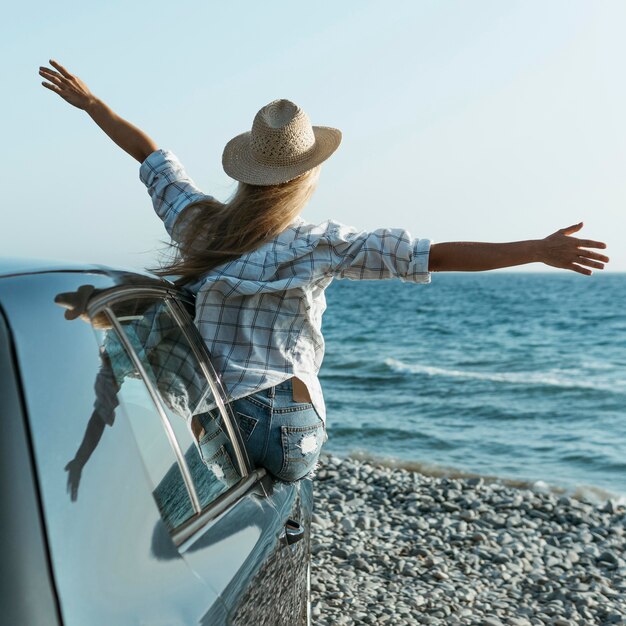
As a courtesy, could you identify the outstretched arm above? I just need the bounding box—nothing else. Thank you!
[39,59,158,163]
[428,222,609,276]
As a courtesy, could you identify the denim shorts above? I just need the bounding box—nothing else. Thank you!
[218,379,327,483]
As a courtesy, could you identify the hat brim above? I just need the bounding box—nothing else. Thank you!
[222,126,342,186]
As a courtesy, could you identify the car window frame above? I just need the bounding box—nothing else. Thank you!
[85,284,266,546]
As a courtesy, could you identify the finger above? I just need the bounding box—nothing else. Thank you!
[54,293,71,307]
[39,70,67,89]
[576,249,610,263]
[39,66,67,81]
[49,59,73,79]
[41,82,74,105]
[65,308,81,320]
[55,292,77,304]
[41,81,63,94]
[560,222,583,235]
[570,263,592,276]
[575,239,608,250]
[576,256,605,270]
[77,284,96,298]
[39,66,63,79]
[41,82,72,103]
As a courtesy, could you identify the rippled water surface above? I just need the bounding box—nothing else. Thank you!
[319,273,626,502]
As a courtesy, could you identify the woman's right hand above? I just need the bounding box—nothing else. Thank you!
[39,59,96,110]
[38,59,158,163]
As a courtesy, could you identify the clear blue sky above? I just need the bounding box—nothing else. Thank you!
[2,0,624,272]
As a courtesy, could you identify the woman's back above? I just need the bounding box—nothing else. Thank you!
[189,215,334,422]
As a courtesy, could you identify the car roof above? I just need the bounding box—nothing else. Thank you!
[0,256,165,281]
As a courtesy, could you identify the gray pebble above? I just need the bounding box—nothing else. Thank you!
[310,452,624,625]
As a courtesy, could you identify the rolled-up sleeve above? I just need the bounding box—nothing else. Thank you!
[323,221,433,283]
[139,149,214,242]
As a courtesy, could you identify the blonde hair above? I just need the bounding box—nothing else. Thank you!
[147,165,321,286]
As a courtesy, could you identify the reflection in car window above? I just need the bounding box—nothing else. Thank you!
[97,370,196,531]
[92,296,242,529]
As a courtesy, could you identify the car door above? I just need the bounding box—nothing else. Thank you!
[89,283,307,624]
[0,271,229,625]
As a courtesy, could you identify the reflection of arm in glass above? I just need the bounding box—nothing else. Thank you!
[64,413,105,501]
[65,348,123,501]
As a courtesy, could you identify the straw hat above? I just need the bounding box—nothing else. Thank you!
[222,99,342,186]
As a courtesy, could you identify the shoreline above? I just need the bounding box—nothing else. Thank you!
[310,452,626,626]
[318,448,626,508]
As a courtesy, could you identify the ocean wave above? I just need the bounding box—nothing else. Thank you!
[384,358,623,393]
[327,425,457,449]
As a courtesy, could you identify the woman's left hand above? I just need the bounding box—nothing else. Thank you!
[539,222,609,275]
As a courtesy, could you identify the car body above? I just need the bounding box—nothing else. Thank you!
[0,258,313,626]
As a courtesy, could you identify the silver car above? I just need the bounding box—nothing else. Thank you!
[0,258,313,625]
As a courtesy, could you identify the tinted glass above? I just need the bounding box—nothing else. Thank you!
[88,333,196,531]
[99,296,242,516]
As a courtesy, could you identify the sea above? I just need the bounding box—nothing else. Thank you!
[318,272,625,504]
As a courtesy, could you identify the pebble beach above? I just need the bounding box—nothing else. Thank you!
[309,452,626,626]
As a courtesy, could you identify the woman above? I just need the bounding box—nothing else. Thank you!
[39,59,609,483]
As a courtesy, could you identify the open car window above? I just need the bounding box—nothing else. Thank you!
[90,293,247,533]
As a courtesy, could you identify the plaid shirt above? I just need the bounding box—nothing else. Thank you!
[140,149,433,424]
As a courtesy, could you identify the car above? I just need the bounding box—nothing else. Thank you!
[0,258,313,626]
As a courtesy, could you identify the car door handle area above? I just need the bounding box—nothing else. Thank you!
[279,518,305,546]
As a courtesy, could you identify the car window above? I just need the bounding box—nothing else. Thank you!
[91,295,244,531]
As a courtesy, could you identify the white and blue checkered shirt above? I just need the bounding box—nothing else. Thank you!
[140,149,433,424]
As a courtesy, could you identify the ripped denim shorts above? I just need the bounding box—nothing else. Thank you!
[225,379,327,483]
